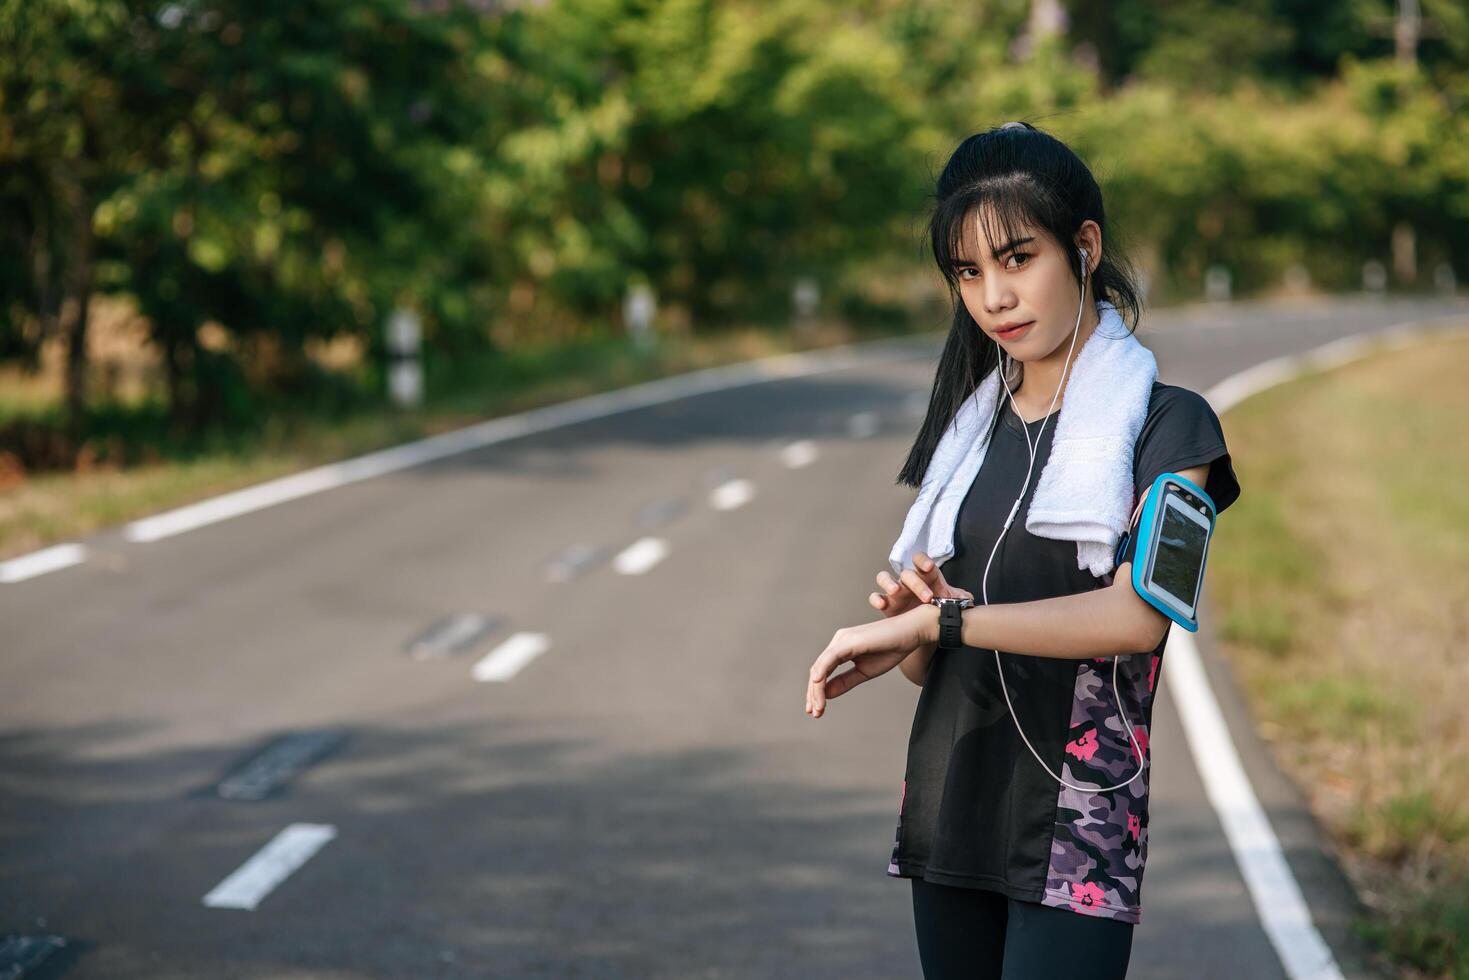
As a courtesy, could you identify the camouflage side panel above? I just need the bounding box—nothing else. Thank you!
[1039,651,1163,923]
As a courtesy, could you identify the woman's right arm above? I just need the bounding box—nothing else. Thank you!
[898,640,938,687]
[874,554,967,688]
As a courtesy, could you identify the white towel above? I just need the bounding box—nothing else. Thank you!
[888,300,1157,580]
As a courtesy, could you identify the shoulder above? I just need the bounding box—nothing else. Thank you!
[1145,382,1218,420]
[1138,382,1225,444]
[1134,381,1241,513]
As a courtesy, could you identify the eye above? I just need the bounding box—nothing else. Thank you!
[956,253,1030,279]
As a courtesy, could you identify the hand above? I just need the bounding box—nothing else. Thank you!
[870,550,974,618]
[805,604,938,719]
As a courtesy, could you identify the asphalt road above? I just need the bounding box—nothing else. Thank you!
[4,293,1465,978]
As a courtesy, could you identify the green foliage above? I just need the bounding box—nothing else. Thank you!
[3,0,1468,454]
[1352,864,1469,978]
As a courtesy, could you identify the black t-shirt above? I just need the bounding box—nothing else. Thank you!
[885,381,1241,924]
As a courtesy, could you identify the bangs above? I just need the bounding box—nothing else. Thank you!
[929,181,1052,290]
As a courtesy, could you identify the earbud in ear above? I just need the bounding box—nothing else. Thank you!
[1078,246,1090,277]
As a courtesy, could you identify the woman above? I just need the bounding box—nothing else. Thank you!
[804,121,1241,979]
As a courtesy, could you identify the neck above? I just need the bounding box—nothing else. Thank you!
[1014,296,1101,410]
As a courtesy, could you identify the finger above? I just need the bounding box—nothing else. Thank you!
[808,651,838,692]
[810,642,855,715]
[809,662,832,716]
[882,576,915,611]
[875,589,916,617]
[810,676,830,717]
[824,666,869,701]
[913,552,947,589]
[805,655,840,687]
[900,568,934,602]
[879,572,918,610]
[809,664,834,700]
[915,551,946,578]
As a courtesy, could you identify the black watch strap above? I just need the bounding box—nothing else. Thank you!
[937,601,965,649]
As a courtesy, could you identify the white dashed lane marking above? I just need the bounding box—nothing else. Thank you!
[612,536,669,575]
[847,412,879,438]
[202,823,337,911]
[709,479,755,511]
[779,440,819,468]
[471,631,551,682]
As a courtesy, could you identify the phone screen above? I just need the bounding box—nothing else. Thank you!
[1149,496,1209,609]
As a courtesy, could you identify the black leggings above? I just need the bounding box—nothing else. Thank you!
[911,878,1135,979]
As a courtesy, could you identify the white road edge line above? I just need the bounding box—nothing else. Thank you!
[1,336,914,584]
[201,822,337,911]
[1165,629,1344,980]
[0,543,88,583]
[119,342,897,546]
[1183,315,1469,980]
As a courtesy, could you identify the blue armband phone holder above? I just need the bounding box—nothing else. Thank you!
[1112,472,1217,633]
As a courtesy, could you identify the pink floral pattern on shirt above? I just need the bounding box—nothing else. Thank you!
[1043,653,1159,924]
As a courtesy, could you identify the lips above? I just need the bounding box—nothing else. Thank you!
[995,321,1033,340]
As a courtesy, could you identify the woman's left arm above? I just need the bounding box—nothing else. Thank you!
[934,462,1211,660]
[929,565,1166,659]
[805,464,1209,718]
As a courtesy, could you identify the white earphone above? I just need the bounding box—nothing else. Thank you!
[981,241,1149,794]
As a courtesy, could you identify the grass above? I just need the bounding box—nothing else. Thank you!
[1210,326,1469,979]
[0,315,923,561]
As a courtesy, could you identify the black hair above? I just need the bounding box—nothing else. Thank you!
[896,120,1146,488]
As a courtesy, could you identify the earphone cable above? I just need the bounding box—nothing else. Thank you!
[980,245,1148,794]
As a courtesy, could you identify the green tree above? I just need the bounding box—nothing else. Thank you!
[93,0,502,433]
[0,0,138,434]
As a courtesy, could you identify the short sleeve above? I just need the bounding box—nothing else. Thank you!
[1114,386,1240,572]
[1131,384,1242,517]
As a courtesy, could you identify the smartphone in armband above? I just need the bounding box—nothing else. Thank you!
[1112,472,1217,632]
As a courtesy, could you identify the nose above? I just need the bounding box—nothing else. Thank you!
[981,277,1014,318]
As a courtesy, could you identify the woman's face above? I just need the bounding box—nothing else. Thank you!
[953,212,1099,364]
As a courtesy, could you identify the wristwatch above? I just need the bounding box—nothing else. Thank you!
[929,595,974,649]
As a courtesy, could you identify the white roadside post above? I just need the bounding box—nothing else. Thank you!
[1362,259,1387,294]
[792,276,820,336]
[387,307,423,408]
[1204,264,1232,302]
[1433,261,1456,295]
[1283,263,1310,293]
[624,283,657,353]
